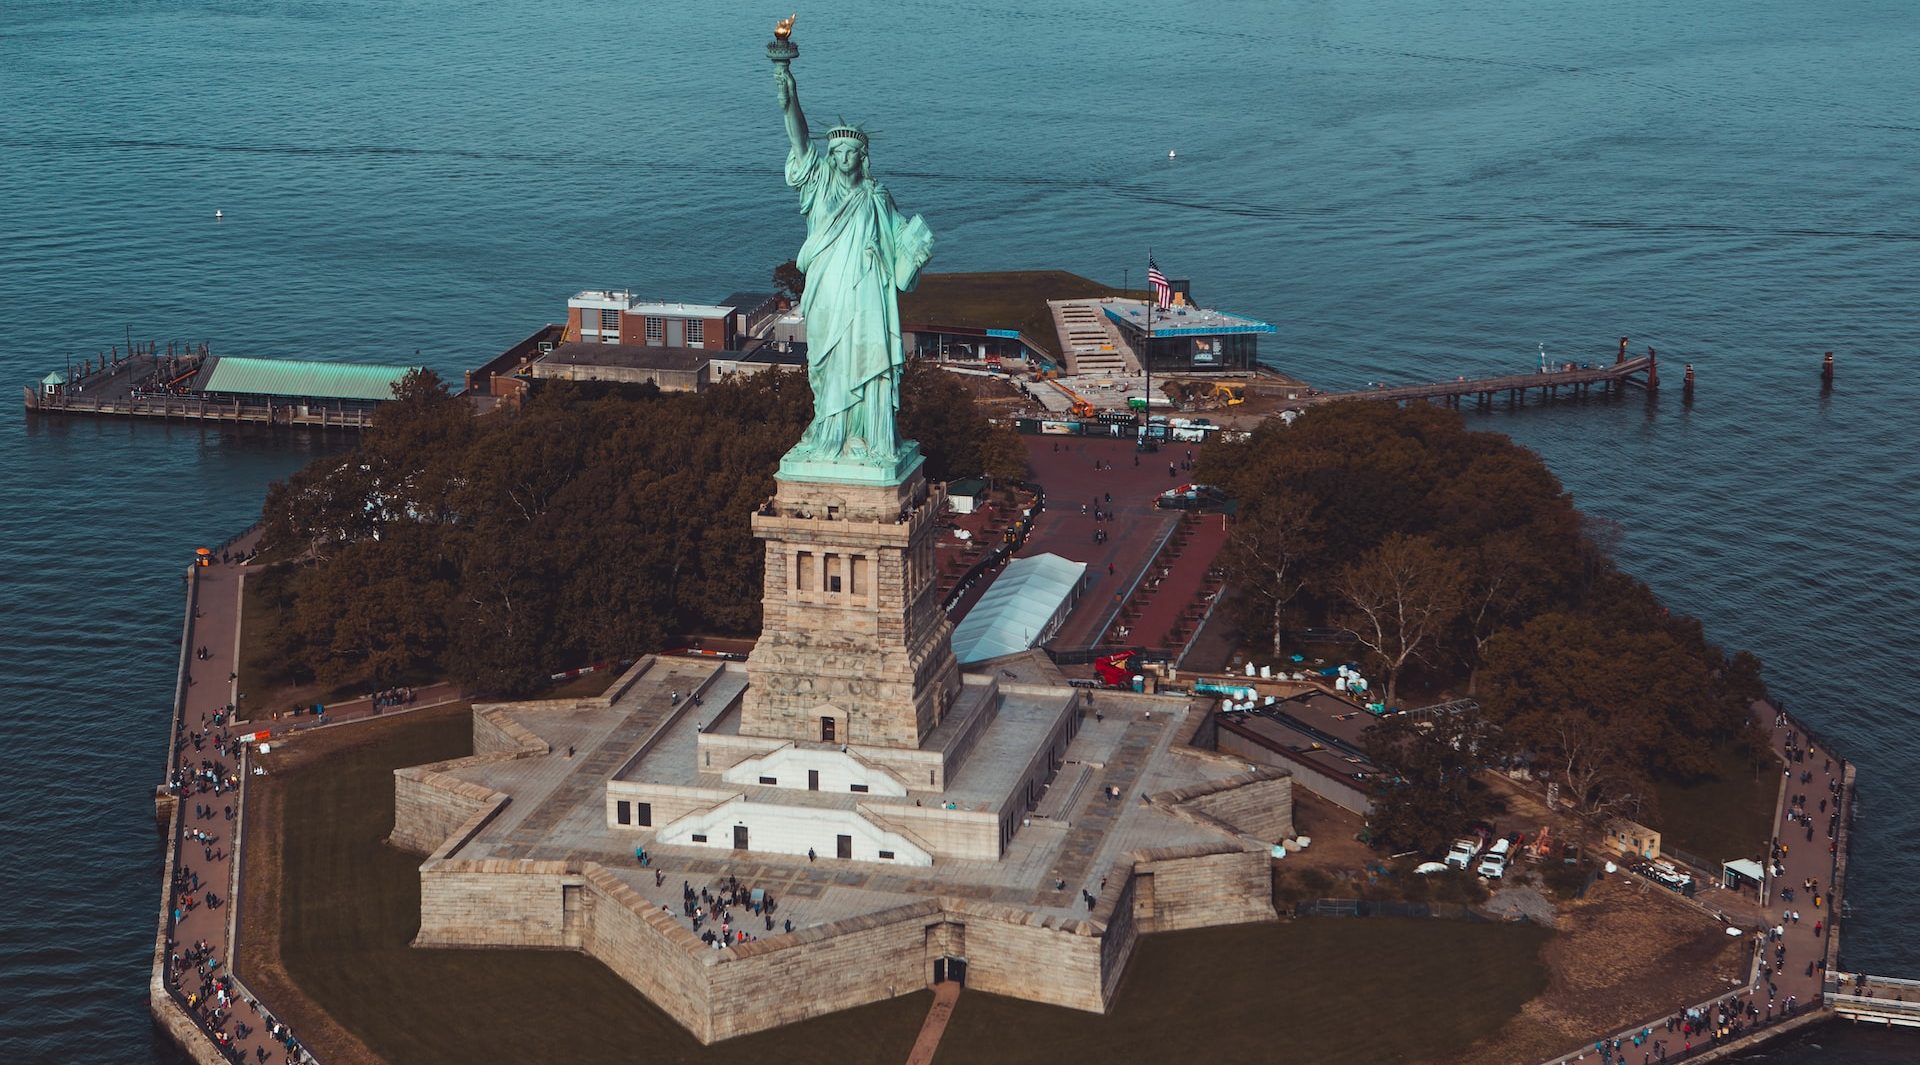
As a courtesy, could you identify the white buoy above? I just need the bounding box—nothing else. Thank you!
[214,209,224,220]
[1168,149,1177,159]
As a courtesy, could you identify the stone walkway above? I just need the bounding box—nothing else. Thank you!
[160,539,463,1065]
[904,980,962,1065]
[1039,717,1159,906]
[495,669,710,856]
[1020,436,1185,649]
[161,535,317,1065]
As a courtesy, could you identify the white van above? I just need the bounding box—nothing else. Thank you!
[1477,837,1512,879]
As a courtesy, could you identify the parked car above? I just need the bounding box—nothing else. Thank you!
[1444,838,1480,870]
[1477,837,1513,879]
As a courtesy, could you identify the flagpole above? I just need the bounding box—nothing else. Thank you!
[1143,254,1153,437]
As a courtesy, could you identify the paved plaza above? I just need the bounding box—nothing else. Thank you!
[428,660,1280,934]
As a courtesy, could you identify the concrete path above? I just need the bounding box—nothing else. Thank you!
[159,534,462,1064]
[1754,702,1845,1012]
[903,980,962,1065]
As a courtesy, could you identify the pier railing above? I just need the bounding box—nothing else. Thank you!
[27,389,376,429]
[1307,353,1657,407]
[1826,974,1920,1027]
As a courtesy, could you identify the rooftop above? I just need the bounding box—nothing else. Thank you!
[628,301,736,319]
[717,291,779,313]
[195,356,418,402]
[1103,299,1276,337]
[434,657,1268,929]
[951,553,1086,665]
[540,342,712,372]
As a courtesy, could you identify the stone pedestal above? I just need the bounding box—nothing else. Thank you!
[742,450,960,750]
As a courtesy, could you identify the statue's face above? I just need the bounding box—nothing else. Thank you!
[828,139,865,180]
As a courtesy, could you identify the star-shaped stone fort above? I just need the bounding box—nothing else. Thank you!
[390,458,1295,1043]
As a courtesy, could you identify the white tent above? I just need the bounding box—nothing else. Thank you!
[950,553,1087,664]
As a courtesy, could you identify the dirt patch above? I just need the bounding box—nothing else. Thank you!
[1281,789,1374,871]
[1441,875,1750,1064]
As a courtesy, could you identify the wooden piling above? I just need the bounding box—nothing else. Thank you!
[1682,363,1694,404]
[1822,351,1834,387]
[1645,347,1659,390]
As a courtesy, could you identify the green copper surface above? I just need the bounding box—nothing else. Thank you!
[771,35,935,481]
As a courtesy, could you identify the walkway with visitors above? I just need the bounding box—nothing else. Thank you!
[1533,701,1848,1064]
[158,536,459,1065]
[1019,436,1184,649]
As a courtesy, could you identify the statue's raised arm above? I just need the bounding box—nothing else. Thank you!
[775,56,807,156]
[764,19,935,477]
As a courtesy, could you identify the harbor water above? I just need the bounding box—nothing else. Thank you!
[0,1,1915,1061]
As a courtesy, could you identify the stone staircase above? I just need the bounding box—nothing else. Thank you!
[1049,300,1134,376]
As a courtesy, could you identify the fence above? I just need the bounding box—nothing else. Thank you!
[1293,898,1483,921]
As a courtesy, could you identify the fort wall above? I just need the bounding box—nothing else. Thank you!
[398,838,1260,1043]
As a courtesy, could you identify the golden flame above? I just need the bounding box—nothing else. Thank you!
[774,14,795,40]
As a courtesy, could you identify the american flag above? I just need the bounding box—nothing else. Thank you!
[1146,258,1172,311]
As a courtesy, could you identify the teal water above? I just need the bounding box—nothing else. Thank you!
[1,1,1915,1061]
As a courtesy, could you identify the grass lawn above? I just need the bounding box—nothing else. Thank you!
[899,271,1143,360]
[242,708,1553,1065]
[1650,742,1782,864]
[935,918,1549,1065]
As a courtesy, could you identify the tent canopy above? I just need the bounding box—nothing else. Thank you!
[951,553,1086,665]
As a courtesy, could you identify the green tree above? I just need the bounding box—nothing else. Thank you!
[978,419,1029,485]
[1362,707,1506,855]
[773,260,805,303]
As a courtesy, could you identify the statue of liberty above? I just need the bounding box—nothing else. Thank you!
[771,28,935,473]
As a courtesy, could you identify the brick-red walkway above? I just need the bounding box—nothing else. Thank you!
[160,534,458,1064]
[1019,435,1196,648]
[1112,514,1228,653]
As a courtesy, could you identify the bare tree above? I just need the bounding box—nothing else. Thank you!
[1462,530,1551,693]
[1224,490,1319,657]
[1551,715,1645,818]
[1337,534,1465,703]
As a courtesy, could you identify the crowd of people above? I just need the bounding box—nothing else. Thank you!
[1575,983,1806,1064]
[162,546,320,1065]
[666,874,795,950]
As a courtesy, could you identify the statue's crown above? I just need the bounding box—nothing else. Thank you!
[824,124,869,148]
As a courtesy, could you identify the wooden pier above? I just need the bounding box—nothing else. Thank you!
[25,386,378,429]
[1827,974,1920,1028]
[1305,352,1658,409]
[23,350,389,430]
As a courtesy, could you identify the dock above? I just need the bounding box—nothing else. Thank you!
[1828,974,1920,1028]
[1306,352,1658,408]
[23,348,417,429]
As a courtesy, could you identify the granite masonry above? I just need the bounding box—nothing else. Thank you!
[389,456,1294,1043]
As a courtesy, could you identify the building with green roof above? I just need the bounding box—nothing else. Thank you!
[193,356,420,406]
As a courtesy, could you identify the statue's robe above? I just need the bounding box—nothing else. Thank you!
[785,139,927,463]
